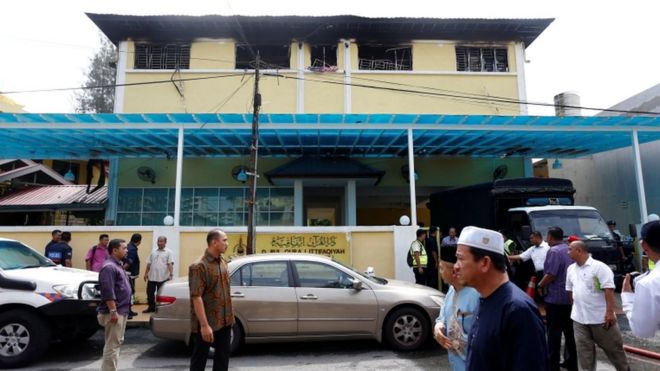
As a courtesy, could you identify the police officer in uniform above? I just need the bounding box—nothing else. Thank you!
[410,229,428,285]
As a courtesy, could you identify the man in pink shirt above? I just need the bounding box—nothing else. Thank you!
[85,234,110,272]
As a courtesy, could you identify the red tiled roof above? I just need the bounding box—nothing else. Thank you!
[0,185,107,211]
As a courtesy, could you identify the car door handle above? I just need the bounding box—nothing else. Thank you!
[231,292,245,298]
[299,294,318,300]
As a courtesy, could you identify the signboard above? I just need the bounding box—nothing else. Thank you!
[229,232,351,265]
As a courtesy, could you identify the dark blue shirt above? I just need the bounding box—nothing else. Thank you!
[466,281,549,371]
[45,242,72,265]
[97,256,132,316]
[124,242,140,276]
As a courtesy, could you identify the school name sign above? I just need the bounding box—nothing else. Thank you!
[230,233,351,265]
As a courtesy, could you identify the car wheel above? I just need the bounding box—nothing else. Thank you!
[0,309,52,368]
[384,307,429,351]
[229,321,244,355]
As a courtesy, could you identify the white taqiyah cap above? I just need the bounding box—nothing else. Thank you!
[457,226,504,255]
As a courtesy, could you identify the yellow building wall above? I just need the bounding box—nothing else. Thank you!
[0,230,154,303]
[351,232,394,277]
[350,73,519,114]
[118,158,290,187]
[190,40,235,69]
[177,230,394,278]
[361,157,524,188]
[121,39,520,114]
[412,43,456,70]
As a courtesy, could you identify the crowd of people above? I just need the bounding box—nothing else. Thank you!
[411,221,660,371]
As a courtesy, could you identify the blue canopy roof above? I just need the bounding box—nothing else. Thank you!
[0,113,658,159]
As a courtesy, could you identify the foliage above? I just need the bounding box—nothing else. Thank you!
[73,35,117,113]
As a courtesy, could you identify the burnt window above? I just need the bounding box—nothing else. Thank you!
[309,45,338,72]
[455,46,508,72]
[236,44,291,69]
[358,45,412,71]
[134,43,191,69]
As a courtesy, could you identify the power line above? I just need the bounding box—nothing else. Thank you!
[1,73,245,95]
[263,72,660,116]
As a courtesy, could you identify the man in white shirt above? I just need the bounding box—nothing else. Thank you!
[621,220,660,338]
[508,231,549,298]
[143,236,175,313]
[566,241,629,371]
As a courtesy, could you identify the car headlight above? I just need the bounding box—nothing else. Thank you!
[429,295,444,307]
[80,282,101,300]
[52,284,78,299]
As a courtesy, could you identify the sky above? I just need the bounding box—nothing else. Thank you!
[0,0,658,115]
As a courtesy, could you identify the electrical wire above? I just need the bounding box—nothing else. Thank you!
[0,73,245,95]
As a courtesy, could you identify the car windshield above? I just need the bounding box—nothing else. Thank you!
[332,259,388,285]
[529,210,613,240]
[0,240,56,270]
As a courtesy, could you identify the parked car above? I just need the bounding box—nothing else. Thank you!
[151,253,443,352]
[0,238,101,368]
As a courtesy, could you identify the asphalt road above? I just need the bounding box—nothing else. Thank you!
[11,318,660,371]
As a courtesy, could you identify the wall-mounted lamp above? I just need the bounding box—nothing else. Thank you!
[552,159,562,170]
[63,162,75,182]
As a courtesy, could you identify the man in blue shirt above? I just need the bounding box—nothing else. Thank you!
[434,243,480,371]
[454,226,549,371]
[123,233,141,319]
[45,231,72,267]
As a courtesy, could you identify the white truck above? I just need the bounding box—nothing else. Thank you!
[0,237,101,368]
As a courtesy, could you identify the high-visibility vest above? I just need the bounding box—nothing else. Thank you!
[409,240,428,267]
[650,259,656,270]
[504,239,516,255]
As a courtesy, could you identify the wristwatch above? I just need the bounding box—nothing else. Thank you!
[110,309,118,314]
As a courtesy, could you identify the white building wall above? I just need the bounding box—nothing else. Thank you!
[549,140,660,230]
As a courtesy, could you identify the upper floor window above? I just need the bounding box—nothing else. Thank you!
[134,43,191,69]
[236,44,290,69]
[309,45,338,72]
[455,46,508,72]
[358,45,412,71]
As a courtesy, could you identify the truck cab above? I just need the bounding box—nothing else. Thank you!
[0,238,101,368]
[507,206,621,274]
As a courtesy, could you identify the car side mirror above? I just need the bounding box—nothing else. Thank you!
[351,279,363,290]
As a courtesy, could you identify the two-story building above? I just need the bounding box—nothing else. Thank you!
[3,14,657,285]
[88,14,551,229]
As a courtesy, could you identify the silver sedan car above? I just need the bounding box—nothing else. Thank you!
[151,253,443,352]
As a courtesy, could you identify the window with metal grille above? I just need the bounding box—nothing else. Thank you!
[358,45,412,71]
[134,43,191,69]
[235,44,291,69]
[455,46,508,72]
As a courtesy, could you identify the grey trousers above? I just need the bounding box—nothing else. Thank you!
[98,313,128,371]
[573,321,629,371]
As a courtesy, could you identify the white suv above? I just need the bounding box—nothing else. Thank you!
[0,237,101,368]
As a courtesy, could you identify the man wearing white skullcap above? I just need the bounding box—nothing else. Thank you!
[454,226,549,371]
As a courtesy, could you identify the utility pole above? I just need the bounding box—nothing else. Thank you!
[246,53,261,255]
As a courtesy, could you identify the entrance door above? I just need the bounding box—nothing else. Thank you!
[304,187,344,226]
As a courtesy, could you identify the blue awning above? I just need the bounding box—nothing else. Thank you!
[0,113,658,159]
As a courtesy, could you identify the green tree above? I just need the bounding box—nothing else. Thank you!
[74,35,117,113]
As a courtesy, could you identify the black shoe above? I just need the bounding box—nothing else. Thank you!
[142,308,155,313]
[129,311,138,316]
[128,315,134,320]
[559,361,577,370]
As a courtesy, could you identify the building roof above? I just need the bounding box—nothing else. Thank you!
[0,160,72,185]
[597,83,660,117]
[0,113,658,159]
[0,185,107,212]
[265,156,385,185]
[87,14,553,47]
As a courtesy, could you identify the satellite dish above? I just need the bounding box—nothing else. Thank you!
[493,165,508,180]
[137,166,156,184]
